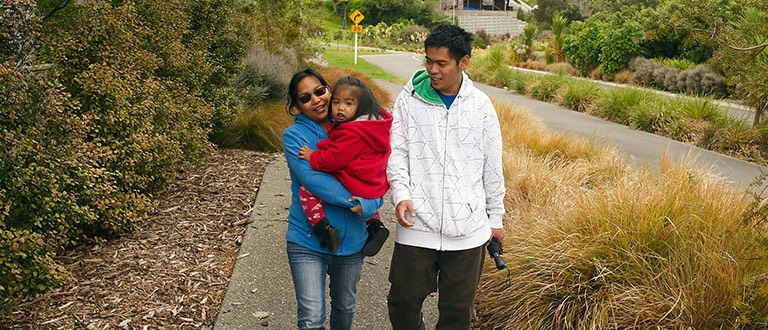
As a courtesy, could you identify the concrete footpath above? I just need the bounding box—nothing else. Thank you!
[213,157,438,329]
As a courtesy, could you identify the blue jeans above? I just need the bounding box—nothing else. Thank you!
[287,241,364,330]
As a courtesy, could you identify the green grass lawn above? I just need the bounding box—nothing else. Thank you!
[322,48,403,84]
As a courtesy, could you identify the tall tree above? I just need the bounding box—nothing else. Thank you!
[713,4,768,125]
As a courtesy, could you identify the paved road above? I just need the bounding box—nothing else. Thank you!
[362,52,768,192]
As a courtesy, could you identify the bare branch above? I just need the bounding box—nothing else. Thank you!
[729,43,768,52]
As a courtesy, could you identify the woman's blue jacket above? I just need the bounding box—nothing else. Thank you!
[282,114,383,255]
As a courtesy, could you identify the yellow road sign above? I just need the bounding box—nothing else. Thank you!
[351,24,363,33]
[349,9,364,25]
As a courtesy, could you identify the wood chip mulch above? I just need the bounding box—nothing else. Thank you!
[2,148,279,330]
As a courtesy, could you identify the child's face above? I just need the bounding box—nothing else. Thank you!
[331,86,358,123]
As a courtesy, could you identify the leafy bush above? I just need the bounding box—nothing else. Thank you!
[562,19,602,74]
[1,61,149,300]
[0,0,282,306]
[563,11,644,76]
[675,65,727,97]
[597,20,644,76]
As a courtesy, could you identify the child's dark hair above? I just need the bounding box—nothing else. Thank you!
[424,24,473,64]
[330,76,382,122]
[286,68,329,116]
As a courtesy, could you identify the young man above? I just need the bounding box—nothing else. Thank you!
[386,24,506,329]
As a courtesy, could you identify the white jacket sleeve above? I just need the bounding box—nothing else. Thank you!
[386,90,412,206]
[482,99,506,228]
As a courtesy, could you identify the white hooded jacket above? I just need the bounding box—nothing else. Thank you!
[386,69,506,251]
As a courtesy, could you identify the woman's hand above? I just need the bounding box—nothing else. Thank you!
[298,145,313,161]
[349,196,363,216]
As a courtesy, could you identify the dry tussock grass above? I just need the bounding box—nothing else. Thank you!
[476,102,768,329]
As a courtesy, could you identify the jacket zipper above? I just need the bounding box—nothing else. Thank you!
[439,104,450,250]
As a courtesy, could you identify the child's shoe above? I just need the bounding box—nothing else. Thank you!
[362,221,389,257]
[314,218,341,252]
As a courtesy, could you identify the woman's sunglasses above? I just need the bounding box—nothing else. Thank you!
[298,86,329,104]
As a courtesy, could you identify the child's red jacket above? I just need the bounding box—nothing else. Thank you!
[309,109,393,199]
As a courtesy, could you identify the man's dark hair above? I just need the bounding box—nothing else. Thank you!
[424,24,473,64]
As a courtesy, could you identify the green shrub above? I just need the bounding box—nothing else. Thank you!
[671,97,724,122]
[0,0,268,305]
[486,43,507,70]
[516,7,527,21]
[597,20,644,76]
[702,120,760,159]
[473,29,491,49]
[628,100,676,133]
[596,88,658,124]
[0,228,66,301]
[489,65,516,89]
[557,80,602,112]
[0,62,149,301]
[526,74,566,102]
[502,68,532,94]
[562,20,602,74]
[563,11,643,77]
[654,57,696,71]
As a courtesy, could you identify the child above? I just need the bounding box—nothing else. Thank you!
[298,76,392,256]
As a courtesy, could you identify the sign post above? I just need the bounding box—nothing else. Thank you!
[349,9,364,65]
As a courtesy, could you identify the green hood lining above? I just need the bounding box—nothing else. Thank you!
[411,69,443,106]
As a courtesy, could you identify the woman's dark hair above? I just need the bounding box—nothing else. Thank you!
[286,68,330,116]
[330,76,382,123]
[424,24,473,64]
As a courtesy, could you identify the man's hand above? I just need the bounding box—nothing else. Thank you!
[298,145,313,161]
[349,196,362,216]
[395,200,416,227]
[489,227,505,244]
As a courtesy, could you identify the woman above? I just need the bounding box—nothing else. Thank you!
[282,68,383,330]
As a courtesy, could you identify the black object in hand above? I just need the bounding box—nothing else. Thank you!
[486,237,506,270]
